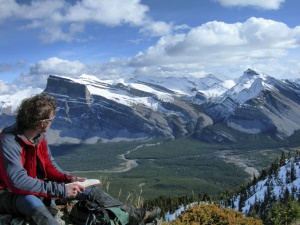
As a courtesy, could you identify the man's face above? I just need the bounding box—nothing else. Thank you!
[39,111,55,133]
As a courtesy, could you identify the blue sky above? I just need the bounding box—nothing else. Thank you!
[0,0,300,92]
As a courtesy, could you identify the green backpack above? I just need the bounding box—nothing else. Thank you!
[69,187,146,225]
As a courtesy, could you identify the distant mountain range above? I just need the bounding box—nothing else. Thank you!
[0,69,300,145]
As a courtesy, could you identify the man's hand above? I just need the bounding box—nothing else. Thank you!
[66,182,85,198]
[70,176,87,182]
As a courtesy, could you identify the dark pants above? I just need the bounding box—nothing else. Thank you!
[0,190,53,218]
[0,190,23,217]
[0,188,91,217]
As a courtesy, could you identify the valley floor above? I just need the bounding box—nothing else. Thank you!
[221,152,260,177]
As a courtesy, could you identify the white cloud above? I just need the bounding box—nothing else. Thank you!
[39,26,74,43]
[0,0,65,22]
[0,0,167,42]
[139,20,174,37]
[29,57,86,76]
[64,0,148,26]
[12,57,130,88]
[1,0,146,23]
[12,57,86,88]
[131,63,207,78]
[0,0,17,21]
[128,17,300,72]
[0,81,16,94]
[213,0,285,10]
[16,17,300,83]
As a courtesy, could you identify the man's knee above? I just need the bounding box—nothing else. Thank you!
[30,205,59,225]
[16,195,44,216]
[0,191,20,216]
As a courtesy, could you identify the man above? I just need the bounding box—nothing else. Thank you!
[0,94,86,225]
[0,94,161,225]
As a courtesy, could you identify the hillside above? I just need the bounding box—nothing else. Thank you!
[143,151,300,224]
[229,151,300,224]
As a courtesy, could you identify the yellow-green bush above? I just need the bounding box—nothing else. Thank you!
[162,203,262,225]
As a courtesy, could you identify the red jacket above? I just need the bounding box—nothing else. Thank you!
[0,124,73,198]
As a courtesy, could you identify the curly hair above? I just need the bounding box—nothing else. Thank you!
[16,94,56,132]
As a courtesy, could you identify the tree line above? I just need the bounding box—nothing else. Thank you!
[144,151,300,224]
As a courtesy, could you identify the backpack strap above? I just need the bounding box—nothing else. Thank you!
[85,200,111,225]
[99,206,111,225]
[85,213,96,225]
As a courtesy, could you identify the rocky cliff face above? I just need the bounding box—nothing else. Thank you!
[43,75,212,143]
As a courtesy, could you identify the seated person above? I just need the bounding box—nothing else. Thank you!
[0,94,160,225]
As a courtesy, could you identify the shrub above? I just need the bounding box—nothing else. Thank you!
[162,203,262,225]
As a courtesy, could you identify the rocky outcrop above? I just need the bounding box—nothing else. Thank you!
[43,75,212,143]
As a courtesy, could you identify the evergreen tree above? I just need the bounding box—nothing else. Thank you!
[259,168,267,180]
[279,151,286,167]
[291,163,297,182]
[286,166,291,183]
[287,151,292,160]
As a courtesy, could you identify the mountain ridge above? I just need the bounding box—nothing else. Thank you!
[0,69,300,145]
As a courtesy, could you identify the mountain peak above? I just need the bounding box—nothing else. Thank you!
[244,68,260,76]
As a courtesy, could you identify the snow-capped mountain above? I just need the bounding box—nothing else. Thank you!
[217,69,298,105]
[41,74,213,144]
[201,69,300,139]
[0,69,299,144]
